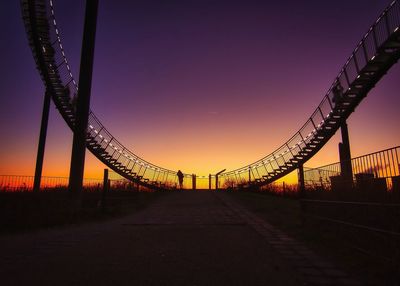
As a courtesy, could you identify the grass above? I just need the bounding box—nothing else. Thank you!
[0,190,166,234]
[228,191,399,286]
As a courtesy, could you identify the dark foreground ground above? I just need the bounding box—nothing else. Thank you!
[229,191,399,286]
[0,191,162,233]
[0,191,384,285]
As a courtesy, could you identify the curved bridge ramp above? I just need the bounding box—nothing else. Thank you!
[21,0,400,189]
[221,2,400,187]
[21,0,179,190]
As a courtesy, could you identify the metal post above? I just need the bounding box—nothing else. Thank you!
[209,174,211,190]
[215,169,226,191]
[33,90,51,192]
[298,164,306,226]
[101,168,108,210]
[192,174,196,190]
[298,164,305,197]
[68,0,99,205]
[340,121,353,186]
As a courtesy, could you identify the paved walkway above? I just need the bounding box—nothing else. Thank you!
[0,192,360,285]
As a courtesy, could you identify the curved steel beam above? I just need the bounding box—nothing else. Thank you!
[21,0,400,190]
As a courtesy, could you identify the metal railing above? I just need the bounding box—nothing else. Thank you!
[21,0,184,189]
[300,146,400,266]
[0,170,144,192]
[0,175,102,192]
[22,0,400,188]
[304,146,400,192]
[220,0,400,186]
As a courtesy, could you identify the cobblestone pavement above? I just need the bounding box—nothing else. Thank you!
[0,191,360,285]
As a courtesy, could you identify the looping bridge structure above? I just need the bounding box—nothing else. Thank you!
[22,0,400,190]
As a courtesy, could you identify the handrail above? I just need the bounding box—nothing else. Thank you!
[221,0,400,183]
[21,0,400,188]
[304,145,400,171]
[21,0,181,189]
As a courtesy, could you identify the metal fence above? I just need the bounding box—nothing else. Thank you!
[220,0,400,185]
[0,172,221,192]
[301,146,400,266]
[0,175,100,192]
[304,146,400,193]
[24,0,400,189]
[0,170,144,192]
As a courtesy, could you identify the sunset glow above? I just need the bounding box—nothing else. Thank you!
[1,0,399,184]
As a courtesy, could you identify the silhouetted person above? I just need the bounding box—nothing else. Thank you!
[332,81,344,107]
[177,170,184,189]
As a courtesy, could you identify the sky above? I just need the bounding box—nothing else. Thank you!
[0,0,399,182]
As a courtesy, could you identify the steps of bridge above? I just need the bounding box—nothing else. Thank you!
[90,145,101,151]
[97,150,108,156]
[383,40,400,49]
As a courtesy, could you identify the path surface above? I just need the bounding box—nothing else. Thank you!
[0,192,359,286]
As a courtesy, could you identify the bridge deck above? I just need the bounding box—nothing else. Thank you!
[0,192,360,285]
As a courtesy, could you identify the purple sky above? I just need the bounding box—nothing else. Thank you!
[0,0,399,179]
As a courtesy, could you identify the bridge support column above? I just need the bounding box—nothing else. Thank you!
[68,0,99,206]
[339,121,353,187]
[33,90,51,192]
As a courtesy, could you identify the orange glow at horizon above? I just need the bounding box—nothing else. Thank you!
[1,82,399,185]
[1,1,399,185]
[1,77,399,184]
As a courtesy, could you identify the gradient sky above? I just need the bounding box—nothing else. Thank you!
[0,0,399,182]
